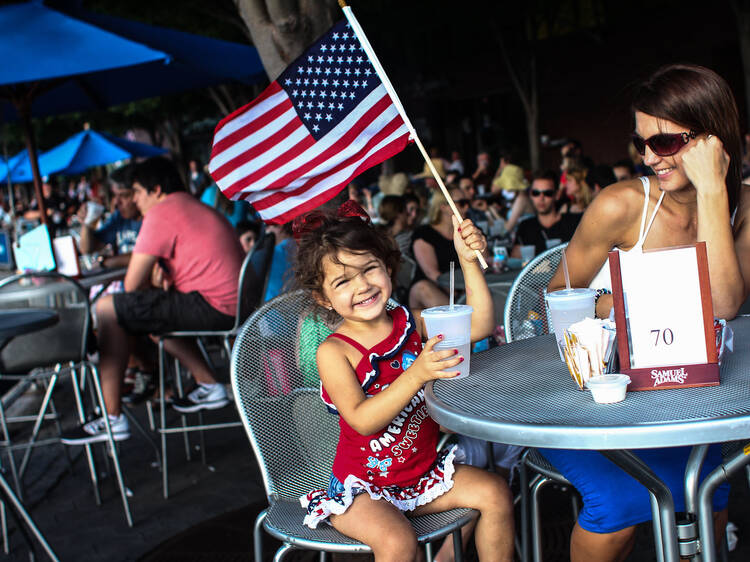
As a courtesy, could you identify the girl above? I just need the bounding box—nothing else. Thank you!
[296,200,513,561]
[545,64,747,561]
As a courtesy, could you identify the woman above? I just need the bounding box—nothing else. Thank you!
[408,188,470,309]
[544,64,748,561]
[559,161,593,213]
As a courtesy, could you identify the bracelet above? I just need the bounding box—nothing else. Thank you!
[594,288,611,308]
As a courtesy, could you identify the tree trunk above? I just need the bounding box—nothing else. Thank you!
[234,0,338,81]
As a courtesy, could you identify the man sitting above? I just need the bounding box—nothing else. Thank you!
[77,169,141,268]
[512,170,581,258]
[62,157,245,443]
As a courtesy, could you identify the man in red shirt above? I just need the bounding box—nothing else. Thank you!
[62,158,245,444]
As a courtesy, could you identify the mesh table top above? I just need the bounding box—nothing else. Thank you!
[427,316,750,450]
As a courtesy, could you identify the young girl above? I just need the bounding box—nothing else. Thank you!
[295,200,514,561]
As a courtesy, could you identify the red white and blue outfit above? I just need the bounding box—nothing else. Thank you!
[301,305,457,528]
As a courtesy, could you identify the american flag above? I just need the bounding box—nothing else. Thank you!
[208,19,412,224]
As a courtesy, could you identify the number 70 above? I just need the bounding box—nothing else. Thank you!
[650,328,674,346]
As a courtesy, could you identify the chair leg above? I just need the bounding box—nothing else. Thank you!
[71,366,101,507]
[88,364,133,527]
[0,400,22,501]
[158,339,170,499]
[519,454,530,562]
[172,358,191,461]
[197,411,207,465]
[120,408,161,470]
[424,541,433,562]
[273,543,296,562]
[253,509,267,562]
[531,476,553,562]
[18,371,59,479]
[1,500,8,554]
[452,528,463,562]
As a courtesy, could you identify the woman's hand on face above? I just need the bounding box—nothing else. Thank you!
[407,335,462,384]
[452,216,487,262]
[682,135,730,195]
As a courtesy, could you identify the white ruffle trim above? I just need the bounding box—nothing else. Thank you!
[300,445,458,529]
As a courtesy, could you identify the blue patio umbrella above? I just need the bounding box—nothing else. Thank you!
[0,129,167,183]
[0,0,265,221]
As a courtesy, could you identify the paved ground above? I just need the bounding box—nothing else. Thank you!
[3,376,750,561]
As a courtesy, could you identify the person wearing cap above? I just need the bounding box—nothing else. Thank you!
[491,150,534,233]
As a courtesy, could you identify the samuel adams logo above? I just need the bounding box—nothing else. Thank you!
[651,367,688,387]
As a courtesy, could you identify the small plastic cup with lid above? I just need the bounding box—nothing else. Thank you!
[587,374,631,404]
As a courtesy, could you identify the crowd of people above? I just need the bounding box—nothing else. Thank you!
[2,62,749,561]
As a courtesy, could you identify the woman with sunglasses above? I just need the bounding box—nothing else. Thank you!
[542,64,744,561]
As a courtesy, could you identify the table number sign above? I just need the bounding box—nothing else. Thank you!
[609,242,719,390]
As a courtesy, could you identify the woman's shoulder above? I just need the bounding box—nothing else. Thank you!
[587,178,647,221]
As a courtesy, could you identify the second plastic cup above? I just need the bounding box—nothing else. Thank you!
[544,288,596,360]
[421,304,473,379]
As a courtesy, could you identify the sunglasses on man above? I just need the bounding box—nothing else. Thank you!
[530,189,556,198]
[631,130,697,157]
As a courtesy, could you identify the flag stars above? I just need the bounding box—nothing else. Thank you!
[353,80,359,87]
[349,44,357,52]
[325,113,333,122]
[338,44,346,51]
[332,32,339,40]
[342,80,349,87]
[309,90,317,97]
[337,56,344,64]
[306,101,314,108]
[315,67,322,75]
[295,78,302,85]
[315,113,322,120]
[303,112,311,120]
[328,102,335,109]
[312,124,320,132]
[322,79,329,86]
[317,56,324,63]
[354,68,361,76]
[344,68,351,76]
[317,101,325,109]
[338,102,344,110]
[360,80,367,87]
[327,56,334,63]
[334,68,341,76]
[297,67,304,74]
[332,79,339,87]
[342,32,348,39]
[303,78,309,86]
[320,44,328,52]
[306,67,313,74]
[284,78,292,85]
[346,56,353,64]
[299,90,307,98]
[330,91,338,98]
[312,79,319,86]
[356,56,363,64]
[324,67,331,76]
[308,55,314,63]
[291,90,299,97]
[320,90,328,98]
[349,92,356,99]
[364,68,372,76]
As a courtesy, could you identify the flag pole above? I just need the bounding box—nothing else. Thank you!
[338,1,488,269]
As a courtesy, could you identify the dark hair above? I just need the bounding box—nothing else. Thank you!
[632,64,742,214]
[587,164,617,190]
[532,170,558,184]
[132,157,185,195]
[109,163,135,189]
[612,159,636,175]
[378,195,406,227]
[294,211,401,310]
[236,220,260,238]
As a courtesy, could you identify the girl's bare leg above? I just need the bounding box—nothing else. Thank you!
[412,464,514,562]
[331,494,418,562]
[570,524,635,562]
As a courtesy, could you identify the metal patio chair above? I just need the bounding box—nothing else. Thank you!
[231,289,477,561]
[503,243,577,561]
[153,231,275,498]
[0,271,132,526]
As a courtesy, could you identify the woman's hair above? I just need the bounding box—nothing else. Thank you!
[427,188,463,225]
[378,195,406,228]
[632,64,742,214]
[294,207,401,305]
[566,163,593,209]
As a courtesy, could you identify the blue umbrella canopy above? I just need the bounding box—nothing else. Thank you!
[0,130,167,182]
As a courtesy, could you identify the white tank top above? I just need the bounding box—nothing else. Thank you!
[588,176,665,290]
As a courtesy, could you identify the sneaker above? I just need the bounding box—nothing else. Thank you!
[172,383,229,413]
[60,415,130,445]
[123,371,156,405]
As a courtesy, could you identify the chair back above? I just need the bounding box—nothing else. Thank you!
[0,272,90,372]
[504,243,568,342]
[235,231,276,328]
[394,255,417,304]
[231,289,341,501]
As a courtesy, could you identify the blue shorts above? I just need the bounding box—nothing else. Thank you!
[539,445,730,534]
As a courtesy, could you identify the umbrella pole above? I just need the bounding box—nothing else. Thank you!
[15,99,47,227]
[2,124,16,221]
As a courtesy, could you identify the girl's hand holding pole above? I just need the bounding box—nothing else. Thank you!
[452,216,487,263]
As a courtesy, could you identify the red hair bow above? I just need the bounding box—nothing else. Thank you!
[292,200,371,241]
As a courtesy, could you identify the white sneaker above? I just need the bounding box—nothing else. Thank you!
[60,415,130,445]
[172,383,229,413]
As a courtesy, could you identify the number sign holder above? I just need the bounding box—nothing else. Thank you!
[609,242,719,390]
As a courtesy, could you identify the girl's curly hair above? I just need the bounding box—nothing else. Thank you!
[293,207,401,311]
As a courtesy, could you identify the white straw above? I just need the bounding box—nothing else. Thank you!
[449,261,455,309]
[562,248,571,290]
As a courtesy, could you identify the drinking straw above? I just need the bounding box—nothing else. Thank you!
[449,261,455,309]
[562,248,571,290]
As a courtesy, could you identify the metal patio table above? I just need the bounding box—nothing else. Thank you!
[426,316,750,562]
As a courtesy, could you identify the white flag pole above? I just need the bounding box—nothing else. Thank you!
[339,1,488,269]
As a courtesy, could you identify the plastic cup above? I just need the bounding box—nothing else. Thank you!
[421,304,473,379]
[520,245,536,264]
[84,201,105,225]
[545,288,596,360]
[588,374,631,403]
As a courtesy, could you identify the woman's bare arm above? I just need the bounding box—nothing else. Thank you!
[413,238,442,282]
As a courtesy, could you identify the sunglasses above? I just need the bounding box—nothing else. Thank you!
[530,189,556,198]
[457,198,470,207]
[631,130,697,157]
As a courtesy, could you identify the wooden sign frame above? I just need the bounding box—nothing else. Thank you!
[609,242,719,390]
